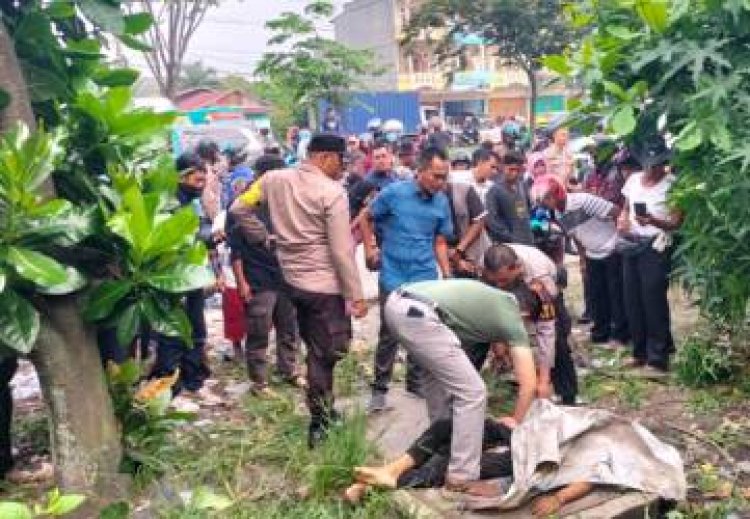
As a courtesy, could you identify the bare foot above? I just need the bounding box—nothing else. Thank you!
[354,466,398,489]
[343,482,369,504]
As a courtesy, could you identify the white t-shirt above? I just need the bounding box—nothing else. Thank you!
[621,172,675,237]
[561,193,618,259]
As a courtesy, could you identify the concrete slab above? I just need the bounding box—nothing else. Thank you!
[363,388,659,518]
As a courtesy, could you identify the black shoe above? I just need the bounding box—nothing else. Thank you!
[308,422,327,449]
[576,316,592,325]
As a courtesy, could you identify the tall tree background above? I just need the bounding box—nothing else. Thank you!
[254,0,380,130]
[405,0,579,131]
[130,0,218,100]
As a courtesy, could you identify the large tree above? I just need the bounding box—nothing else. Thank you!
[547,1,750,330]
[178,60,221,91]
[131,0,218,100]
[254,0,379,129]
[0,0,210,506]
[405,0,580,130]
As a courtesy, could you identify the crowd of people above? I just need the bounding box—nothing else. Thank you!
[1,115,685,514]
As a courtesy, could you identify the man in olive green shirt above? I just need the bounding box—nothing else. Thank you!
[383,278,536,498]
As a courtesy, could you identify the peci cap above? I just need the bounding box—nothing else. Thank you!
[176,152,204,177]
[307,133,346,154]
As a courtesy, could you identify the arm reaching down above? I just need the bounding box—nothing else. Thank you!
[510,345,537,424]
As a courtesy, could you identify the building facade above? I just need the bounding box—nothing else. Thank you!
[333,0,571,123]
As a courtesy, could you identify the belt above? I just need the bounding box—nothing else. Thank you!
[395,289,447,321]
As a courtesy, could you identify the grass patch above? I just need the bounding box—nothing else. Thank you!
[144,389,409,518]
[334,352,362,398]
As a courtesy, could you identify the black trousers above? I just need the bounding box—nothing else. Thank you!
[398,418,513,488]
[1,355,18,477]
[552,293,578,405]
[151,290,210,393]
[622,247,673,369]
[587,253,629,343]
[373,288,423,393]
[288,286,351,425]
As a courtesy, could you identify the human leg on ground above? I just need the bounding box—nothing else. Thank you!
[587,257,611,343]
[244,290,276,391]
[272,289,302,384]
[638,248,673,370]
[290,287,351,447]
[606,252,629,344]
[384,294,487,483]
[622,253,648,365]
[551,293,578,404]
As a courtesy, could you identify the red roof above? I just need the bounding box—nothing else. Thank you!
[175,89,268,114]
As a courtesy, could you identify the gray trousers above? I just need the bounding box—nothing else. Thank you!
[384,291,486,481]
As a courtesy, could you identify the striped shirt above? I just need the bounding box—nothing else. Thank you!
[560,193,618,259]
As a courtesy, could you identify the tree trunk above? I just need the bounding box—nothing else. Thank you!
[0,22,34,132]
[525,66,538,134]
[1,20,125,502]
[31,295,127,500]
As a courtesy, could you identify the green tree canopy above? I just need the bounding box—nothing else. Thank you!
[547,0,750,326]
[254,0,379,129]
[405,0,580,129]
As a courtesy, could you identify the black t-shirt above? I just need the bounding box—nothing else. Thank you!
[226,210,285,291]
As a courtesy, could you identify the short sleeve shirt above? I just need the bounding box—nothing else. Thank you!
[560,192,618,259]
[371,181,453,292]
[405,279,530,347]
[621,172,675,237]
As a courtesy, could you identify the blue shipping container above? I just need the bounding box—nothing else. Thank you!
[320,91,421,135]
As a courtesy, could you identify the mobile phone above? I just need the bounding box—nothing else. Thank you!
[634,202,648,217]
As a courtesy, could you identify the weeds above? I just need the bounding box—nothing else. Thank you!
[309,408,374,498]
[621,378,646,410]
[675,335,735,387]
[334,352,362,398]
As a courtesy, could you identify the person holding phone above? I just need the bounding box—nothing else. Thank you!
[618,146,683,372]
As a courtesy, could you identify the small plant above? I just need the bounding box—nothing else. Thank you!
[309,408,375,499]
[688,390,723,415]
[106,360,194,483]
[0,489,85,518]
[334,352,361,398]
[675,335,735,388]
[621,378,646,410]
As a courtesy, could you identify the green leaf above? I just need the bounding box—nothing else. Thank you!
[44,494,86,516]
[0,289,40,354]
[123,12,154,35]
[675,122,703,151]
[605,25,641,40]
[64,39,103,58]
[78,0,126,34]
[603,80,629,101]
[636,0,670,33]
[20,206,95,248]
[141,297,192,342]
[93,68,140,87]
[115,302,141,347]
[7,247,68,288]
[83,280,134,321]
[0,88,9,111]
[190,487,233,511]
[46,1,76,19]
[118,34,153,52]
[145,207,198,258]
[145,265,214,294]
[610,106,637,136]
[37,267,86,296]
[0,503,33,519]
[19,62,70,102]
[541,55,572,75]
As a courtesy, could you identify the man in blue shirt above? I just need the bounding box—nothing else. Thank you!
[360,147,454,411]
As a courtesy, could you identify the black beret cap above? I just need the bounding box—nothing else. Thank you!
[307,133,346,154]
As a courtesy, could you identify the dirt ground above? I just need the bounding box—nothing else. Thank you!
[2,256,749,517]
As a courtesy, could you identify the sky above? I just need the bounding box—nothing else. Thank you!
[126,0,348,77]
